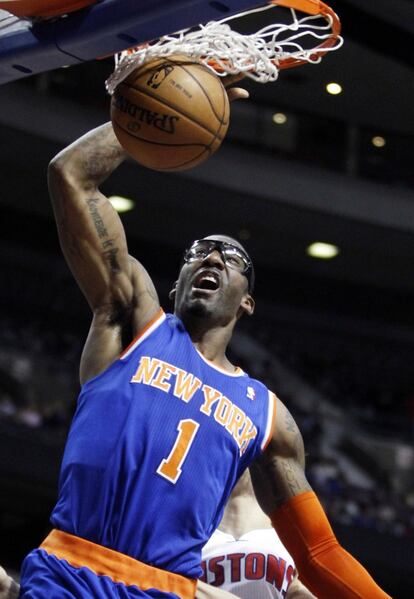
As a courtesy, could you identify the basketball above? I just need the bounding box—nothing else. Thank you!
[110,55,230,172]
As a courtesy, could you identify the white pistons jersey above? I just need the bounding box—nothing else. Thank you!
[201,528,296,598]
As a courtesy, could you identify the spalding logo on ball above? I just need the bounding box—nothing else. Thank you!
[113,92,179,135]
[147,64,174,89]
[111,55,230,172]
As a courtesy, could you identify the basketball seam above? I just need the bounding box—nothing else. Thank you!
[113,121,211,171]
[152,148,213,172]
[177,62,229,125]
[209,81,230,151]
[120,80,223,139]
[203,81,229,154]
[180,60,230,153]
[128,55,225,124]
[113,121,210,149]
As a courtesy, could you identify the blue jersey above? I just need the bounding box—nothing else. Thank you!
[50,310,276,579]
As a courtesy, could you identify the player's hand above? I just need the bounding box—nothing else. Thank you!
[226,87,249,102]
[223,73,249,102]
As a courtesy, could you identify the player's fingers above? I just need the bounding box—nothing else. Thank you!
[223,73,245,87]
[227,87,249,102]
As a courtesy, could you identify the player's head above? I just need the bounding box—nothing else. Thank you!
[170,234,255,325]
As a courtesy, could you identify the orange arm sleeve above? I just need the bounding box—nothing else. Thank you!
[271,491,392,599]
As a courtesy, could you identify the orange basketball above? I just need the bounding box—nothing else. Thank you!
[110,55,230,172]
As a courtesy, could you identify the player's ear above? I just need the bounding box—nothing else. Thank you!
[238,294,255,318]
[169,281,178,301]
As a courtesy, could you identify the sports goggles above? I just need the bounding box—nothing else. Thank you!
[183,239,254,291]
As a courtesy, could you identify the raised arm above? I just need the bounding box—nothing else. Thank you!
[48,123,160,383]
[250,399,392,599]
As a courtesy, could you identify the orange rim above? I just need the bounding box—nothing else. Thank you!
[274,0,342,69]
[207,0,341,73]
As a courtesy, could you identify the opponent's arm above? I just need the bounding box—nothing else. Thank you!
[287,575,317,599]
[250,399,392,599]
[48,123,160,382]
[0,566,19,599]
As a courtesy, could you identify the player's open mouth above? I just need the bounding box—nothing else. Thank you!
[192,269,221,292]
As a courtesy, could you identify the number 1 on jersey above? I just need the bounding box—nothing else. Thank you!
[157,419,200,483]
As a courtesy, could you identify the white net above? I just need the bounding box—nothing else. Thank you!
[106,3,343,94]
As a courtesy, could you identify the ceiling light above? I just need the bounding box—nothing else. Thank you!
[326,82,342,95]
[307,242,339,260]
[272,112,287,125]
[109,196,135,213]
[372,135,386,148]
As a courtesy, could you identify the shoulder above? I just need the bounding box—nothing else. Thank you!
[268,396,304,461]
[126,255,162,337]
[249,395,310,512]
[248,392,301,458]
[242,373,272,394]
[120,311,190,361]
[231,372,276,414]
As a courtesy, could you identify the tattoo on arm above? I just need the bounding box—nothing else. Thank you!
[276,405,310,500]
[86,198,108,238]
[103,247,120,272]
[86,198,120,273]
[284,406,307,466]
[252,403,312,511]
[279,456,308,497]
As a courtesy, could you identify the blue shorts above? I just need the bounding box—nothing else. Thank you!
[20,530,196,599]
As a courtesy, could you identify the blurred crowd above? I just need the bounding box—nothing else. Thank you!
[0,314,80,434]
[242,314,414,440]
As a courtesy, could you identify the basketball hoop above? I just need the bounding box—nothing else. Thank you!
[106,0,342,94]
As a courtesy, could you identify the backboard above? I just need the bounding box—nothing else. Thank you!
[0,0,275,85]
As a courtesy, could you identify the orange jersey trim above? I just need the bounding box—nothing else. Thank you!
[120,308,165,359]
[40,529,197,597]
[195,348,245,377]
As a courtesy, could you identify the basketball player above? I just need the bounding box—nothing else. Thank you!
[201,469,316,599]
[18,119,392,598]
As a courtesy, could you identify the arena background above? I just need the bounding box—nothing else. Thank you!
[0,1,413,597]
